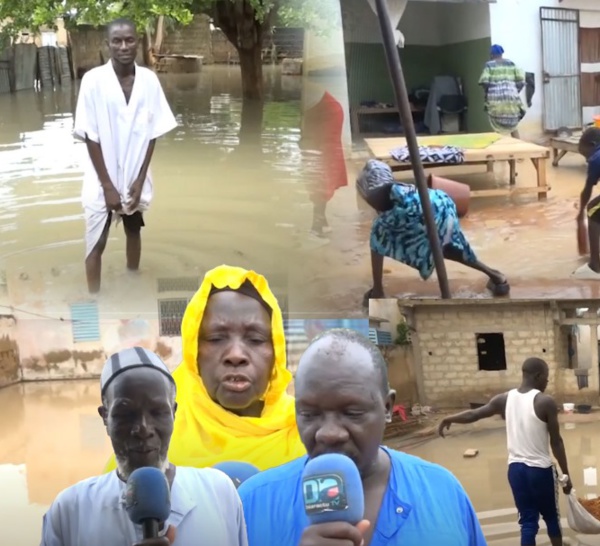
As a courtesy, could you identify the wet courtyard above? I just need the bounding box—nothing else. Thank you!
[299,153,600,314]
[4,379,600,544]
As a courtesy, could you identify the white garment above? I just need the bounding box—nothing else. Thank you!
[506,388,553,469]
[365,0,407,47]
[73,61,178,258]
[40,467,248,546]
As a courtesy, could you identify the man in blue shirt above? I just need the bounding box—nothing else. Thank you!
[573,127,600,279]
[238,329,487,546]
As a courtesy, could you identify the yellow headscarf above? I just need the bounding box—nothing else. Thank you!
[104,265,305,473]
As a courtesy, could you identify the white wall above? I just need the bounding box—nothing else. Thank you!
[489,0,600,137]
[580,10,600,122]
[342,0,490,46]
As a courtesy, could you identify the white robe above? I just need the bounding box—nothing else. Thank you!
[73,61,178,258]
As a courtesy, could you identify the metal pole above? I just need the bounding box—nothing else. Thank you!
[373,0,451,299]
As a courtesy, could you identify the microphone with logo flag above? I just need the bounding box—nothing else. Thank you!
[213,461,260,489]
[125,467,171,539]
[301,453,364,525]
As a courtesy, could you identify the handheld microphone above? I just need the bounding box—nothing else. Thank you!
[301,453,364,525]
[124,467,171,539]
[213,461,260,488]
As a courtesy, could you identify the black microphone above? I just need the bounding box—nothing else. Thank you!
[124,467,171,538]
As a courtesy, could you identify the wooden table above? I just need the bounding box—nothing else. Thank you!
[364,133,550,200]
[550,134,582,166]
[351,105,424,136]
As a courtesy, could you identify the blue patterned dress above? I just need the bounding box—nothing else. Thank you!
[366,162,477,280]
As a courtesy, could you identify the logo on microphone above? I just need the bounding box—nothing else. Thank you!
[302,473,348,514]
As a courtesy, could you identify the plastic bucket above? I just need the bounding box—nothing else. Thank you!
[563,403,575,413]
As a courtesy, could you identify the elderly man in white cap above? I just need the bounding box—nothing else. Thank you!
[40,347,249,546]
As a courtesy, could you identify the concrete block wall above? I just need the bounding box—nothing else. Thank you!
[161,15,214,63]
[408,303,594,407]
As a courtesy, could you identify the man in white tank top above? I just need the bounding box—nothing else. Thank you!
[437,357,572,546]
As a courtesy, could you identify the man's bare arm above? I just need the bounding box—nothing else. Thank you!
[135,139,156,185]
[539,395,570,477]
[85,138,116,192]
[438,393,507,437]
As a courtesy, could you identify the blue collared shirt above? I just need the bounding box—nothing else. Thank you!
[238,447,486,546]
[586,145,600,187]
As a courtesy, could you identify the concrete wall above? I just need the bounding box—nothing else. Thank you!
[489,0,600,137]
[384,344,418,405]
[0,316,19,387]
[405,302,594,407]
[161,15,213,63]
[15,316,181,382]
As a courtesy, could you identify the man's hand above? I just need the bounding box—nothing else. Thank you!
[133,525,176,546]
[438,418,452,438]
[562,476,573,495]
[103,185,122,212]
[299,520,370,546]
[128,177,144,211]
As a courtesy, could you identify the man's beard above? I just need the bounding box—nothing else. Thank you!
[116,451,169,480]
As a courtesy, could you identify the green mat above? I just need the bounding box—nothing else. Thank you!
[419,133,502,149]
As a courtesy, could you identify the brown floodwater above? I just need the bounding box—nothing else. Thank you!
[0,65,324,312]
[295,153,600,314]
[4,380,600,544]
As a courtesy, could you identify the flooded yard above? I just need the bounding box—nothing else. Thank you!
[297,153,600,313]
[0,65,320,312]
[397,414,600,545]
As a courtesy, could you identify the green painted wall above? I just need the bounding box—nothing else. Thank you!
[345,42,442,106]
[440,37,492,133]
[345,37,492,133]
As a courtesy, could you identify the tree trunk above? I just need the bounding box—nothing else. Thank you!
[238,98,264,151]
[155,16,165,52]
[237,45,264,101]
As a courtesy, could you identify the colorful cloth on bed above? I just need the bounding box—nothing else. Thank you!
[479,58,525,134]
[390,145,465,165]
[370,177,477,280]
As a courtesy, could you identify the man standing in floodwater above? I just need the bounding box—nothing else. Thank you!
[438,357,572,546]
[573,127,600,280]
[73,18,177,294]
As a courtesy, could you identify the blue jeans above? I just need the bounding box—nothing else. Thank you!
[507,462,561,546]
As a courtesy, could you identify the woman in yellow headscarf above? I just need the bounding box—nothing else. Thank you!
[104,264,305,472]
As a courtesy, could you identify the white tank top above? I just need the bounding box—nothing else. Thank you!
[505,388,552,468]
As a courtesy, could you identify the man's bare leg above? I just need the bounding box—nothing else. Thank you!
[85,218,111,294]
[311,199,328,237]
[588,217,600,272]
[125,225,141,271]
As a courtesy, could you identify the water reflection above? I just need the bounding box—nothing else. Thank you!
[0,380,111,544]
[0,66,314,309]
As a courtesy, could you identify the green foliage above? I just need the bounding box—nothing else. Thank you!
[0,0,339,40]
[395,321,411,346]
[0,0,195,39]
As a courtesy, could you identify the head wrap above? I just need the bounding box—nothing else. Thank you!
[208,279,272,317]
[490,44,504,56]
[100,347,175,397]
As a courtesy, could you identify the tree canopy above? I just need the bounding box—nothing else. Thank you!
[0,0,337,38]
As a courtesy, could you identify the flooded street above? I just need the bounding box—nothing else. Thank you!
[5,380,600,544]
[0,65,320,311]
[397,415,600,545]
[298,153,600,313]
